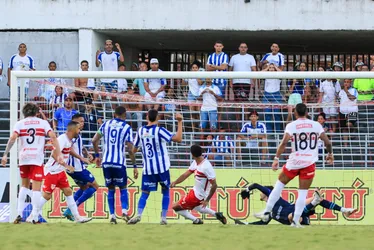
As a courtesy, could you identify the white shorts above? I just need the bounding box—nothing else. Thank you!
[322,106,338,118]
[144,91,165,101]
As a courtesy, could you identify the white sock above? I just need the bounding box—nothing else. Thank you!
[293,189,308,224]
[26,189,33,198]
[340,207,348,213]
[264,180,285,213]
[17,187,29,216]
[311,198,319,206]
[194,205,216,216]
[31,191,41,218]
[111,214,116,219]
[176,210,197,221]
[66,195,80,219]
[122,209,128,215]
[38,196,49,214]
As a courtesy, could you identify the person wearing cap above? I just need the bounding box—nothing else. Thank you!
[333,62,344,72]
[144,58,167,111]
[53,96,78,133]
[237,110,268,166]
[355,61,364,72]
[353,64,374,101]
[80,98,103,145]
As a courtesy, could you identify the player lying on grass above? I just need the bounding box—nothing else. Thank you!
[170,144,227,225]
[236,183,357,225]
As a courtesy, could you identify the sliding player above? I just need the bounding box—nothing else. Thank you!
[92,106,137,224]
[260,103,333,228]
[1,103,62,224]
[128,109,183,225]
[237,183,357,225]
[63,113,99,221]
[36,121,92,223]
[170,145,227,225]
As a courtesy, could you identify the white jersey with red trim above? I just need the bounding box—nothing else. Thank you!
[45,134,72,175]
[285,118,325,170]
[13,117,52,166]
[188,159,216,200]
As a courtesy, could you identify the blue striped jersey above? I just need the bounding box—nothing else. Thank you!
[240,121,267,148]
[99,118,133,167]
[207,52,229,85]
[134,125,174,175]
[260,53,284,67]
[212,135,234,154]
[68,134,85,172]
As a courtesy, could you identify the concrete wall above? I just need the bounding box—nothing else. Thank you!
[1,0,373,31]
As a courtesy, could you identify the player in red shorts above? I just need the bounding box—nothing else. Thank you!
[260,103,333,228]
[36,121,92,223]
[170,145,227,225]
[1,103,62,224]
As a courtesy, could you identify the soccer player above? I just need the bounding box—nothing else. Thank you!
[1,103,62,224]
[128,109,183,225]
[260,103,333,228]
[237,183,356,226]
[63,113,99,221]
[170,145,227,225]
[92,106,137,224]
[37,121,92,223]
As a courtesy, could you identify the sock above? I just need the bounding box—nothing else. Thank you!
[17,187,28,216]
[31,191,41,218]
[26,189,32,198]
[264,180,285,213]
[120,188,129,214]
[319,200,342,211]
[137,192,150,217]
[38,197,48,214]
[76,187,96,207]
[194,205,216,216]
[176,210,197,221]
[293,189,308,224]
[108,189,115,216]
[74,189,84,201]
[304,203,315,213]
[66,195,80,219]
[161,189,170,219]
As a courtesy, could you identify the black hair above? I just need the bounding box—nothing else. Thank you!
[49,61,56,67]
[190,63,199,70]
[191,144,203,158]
[80,60,89,65]
[316,112,326,121]
[72,113,84,120]
[215,40,223,45]
[115,106,126,116]
[67,121,79,130]
[22,103,39,117]
[147,109,158,122]
[295,103,307,117]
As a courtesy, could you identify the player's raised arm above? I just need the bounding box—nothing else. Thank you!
[272,132,292,171]
[319,132,334,164]
[1,132,18,166]
[170,170,194,188]
[92,131,103,167]
[241,183,271,200]
[171,113,183,143]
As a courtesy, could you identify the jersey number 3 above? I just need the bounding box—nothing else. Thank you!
[26,128,36,144]
[293,132,318,151]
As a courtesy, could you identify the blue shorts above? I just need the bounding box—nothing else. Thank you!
[68,169,95,186]
[141,171,170,192]
[101,81,118,92]
[102,164,127,187]
[200,110,218,130]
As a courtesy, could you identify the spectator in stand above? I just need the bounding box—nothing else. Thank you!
[124,86,143,129]
[53,96,78,133]
[353,64,374,101]
[262,63,283,133]
[228,42,257,102]
[338,79,358,150]
[204,134,214,161]
[80,98,103,145]
[182,63,203,130]
[127,62,138,86]
[133,62,148,97]
[8,43,35,97]
[355,61,364,71]
[198,78,223,136]
[144,58,166,110]
[39,61,68,103]
[333,62,344,72]
[260,43,285,70]
[117,64,128,94]
[206,41,229,99]
[316,112,330,154]
[96,40,124,92]
[73,60,96,101]
[302,85,318,103]
[315,66,325,90]
[211,128,234,167]
[49,86,69,115]
[237,110,268,163]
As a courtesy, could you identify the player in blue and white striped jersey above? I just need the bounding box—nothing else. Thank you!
[128,109,183,225]
[206,41,229,97]
[92,106,138,224]
[63,113,100,221]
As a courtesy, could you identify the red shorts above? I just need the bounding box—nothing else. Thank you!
[20,165,44,182]
[178,189,203,210]
[282,163,316,180]
[42,172,70,193]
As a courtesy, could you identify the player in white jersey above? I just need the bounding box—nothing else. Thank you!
[170,145,227,225]
[63,113,99,221]
[36,121,92,224]
[260,103,333,228]
[128,109,183,225]
[1,103,61,224]
[92,106,137,224]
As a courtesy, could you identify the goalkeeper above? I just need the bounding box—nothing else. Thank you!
[236,183,356,226]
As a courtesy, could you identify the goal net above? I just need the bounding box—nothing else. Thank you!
[6,70,374,225]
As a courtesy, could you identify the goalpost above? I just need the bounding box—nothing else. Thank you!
[8,70,374,224]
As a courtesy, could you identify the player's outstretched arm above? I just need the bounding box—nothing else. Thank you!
[201,179,217,208]
[171,113,183,143]
[170,170,193,188]
[241,183,271,200]
[272,133,292,170]
[92,132,102,167]
[319,132,333,164]
[1,132,18,166]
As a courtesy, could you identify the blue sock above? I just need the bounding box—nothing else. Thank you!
[76,187,96,207]
[161,189,170,219]
[320,200,342,211]
[120,188,129,213]
[137,192,150,217]
[74,189,84,201]
[108,189,115,216]
[304,203,315,213]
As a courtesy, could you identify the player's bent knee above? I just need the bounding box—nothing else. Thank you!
[43,192,52,201]
[108,185,115,190]
[31,181,42,191]
[91,181,100,190]
[278,171,292,185]
[172,203,182,211]
[62,188,73,196]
